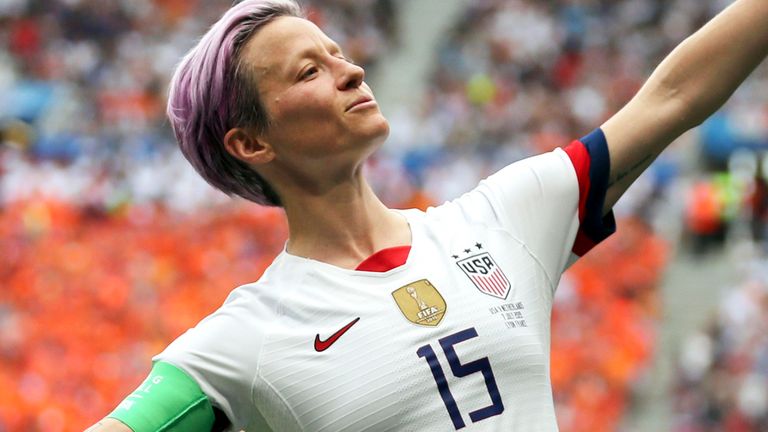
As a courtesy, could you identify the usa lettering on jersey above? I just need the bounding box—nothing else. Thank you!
[456,252,511,299]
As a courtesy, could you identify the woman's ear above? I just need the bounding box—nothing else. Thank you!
[224,128,275,165]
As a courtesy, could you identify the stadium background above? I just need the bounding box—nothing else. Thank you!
[1,0,768,430]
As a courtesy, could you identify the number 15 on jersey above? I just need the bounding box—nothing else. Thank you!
[417,327,504,430]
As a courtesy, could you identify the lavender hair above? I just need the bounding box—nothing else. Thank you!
[166,0,303,206]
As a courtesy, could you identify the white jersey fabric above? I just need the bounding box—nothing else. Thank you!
[155,130,615,431]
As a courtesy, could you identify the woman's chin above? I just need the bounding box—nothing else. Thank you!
[369,115,390,141]
[352,115,390,144]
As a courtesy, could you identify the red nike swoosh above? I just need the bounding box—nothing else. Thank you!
[314,317,360,352]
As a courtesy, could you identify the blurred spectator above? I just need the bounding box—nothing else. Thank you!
[685,178,728,254]
[748,154,768,246]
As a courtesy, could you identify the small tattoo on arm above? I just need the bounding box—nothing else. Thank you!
[609,154,653,187]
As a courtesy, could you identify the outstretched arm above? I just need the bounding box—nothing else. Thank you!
[601,0,768,213]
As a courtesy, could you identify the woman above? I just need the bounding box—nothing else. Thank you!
[88,0,768,430]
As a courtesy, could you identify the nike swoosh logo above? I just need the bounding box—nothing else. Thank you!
[314,317,360,352]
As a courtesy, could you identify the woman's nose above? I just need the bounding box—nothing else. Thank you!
[337,59,365,91]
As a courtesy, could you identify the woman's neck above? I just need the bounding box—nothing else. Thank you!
[281,179,411,269]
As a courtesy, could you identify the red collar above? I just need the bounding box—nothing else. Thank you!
[355,245,411,272]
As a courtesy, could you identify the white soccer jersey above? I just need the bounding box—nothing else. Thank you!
[155,130,615,431]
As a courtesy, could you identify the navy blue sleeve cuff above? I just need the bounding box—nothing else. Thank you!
[575,128,616,255]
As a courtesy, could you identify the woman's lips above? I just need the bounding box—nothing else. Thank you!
[346,95,375,111]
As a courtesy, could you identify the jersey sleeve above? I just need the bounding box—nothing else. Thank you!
[152,288,272,431]
[560,128,617,258]
[446,128,615,286]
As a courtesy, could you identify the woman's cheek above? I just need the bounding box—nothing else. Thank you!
[293,84,336,114]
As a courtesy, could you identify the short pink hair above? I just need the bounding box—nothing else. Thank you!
[166,0,303,206]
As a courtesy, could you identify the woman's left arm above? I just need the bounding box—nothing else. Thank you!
[601,0,768,213]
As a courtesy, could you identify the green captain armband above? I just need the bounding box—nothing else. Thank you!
[108,361,216,432]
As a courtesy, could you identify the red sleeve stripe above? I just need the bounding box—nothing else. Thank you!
[563,140,591,223]
[564,128,616,257]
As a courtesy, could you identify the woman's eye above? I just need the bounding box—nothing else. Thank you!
[301,67,317,79]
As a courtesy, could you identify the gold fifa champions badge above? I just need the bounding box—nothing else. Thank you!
[391,279,446,327]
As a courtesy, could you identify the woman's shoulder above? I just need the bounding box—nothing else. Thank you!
[159,252,304,353]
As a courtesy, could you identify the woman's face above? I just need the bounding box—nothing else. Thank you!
[241,16,389,175]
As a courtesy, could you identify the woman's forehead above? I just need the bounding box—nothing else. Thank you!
[241,16,337,78]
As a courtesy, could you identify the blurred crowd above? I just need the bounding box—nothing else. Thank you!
[553,218,667,431]
[683,151,768,256]
[0,198,288,430]
[1,0,768,430]
[673,250,768,431]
